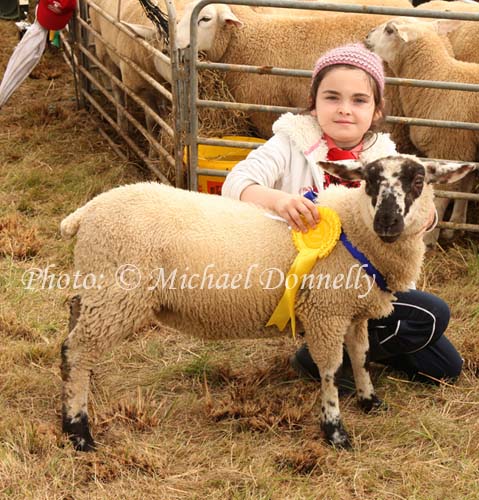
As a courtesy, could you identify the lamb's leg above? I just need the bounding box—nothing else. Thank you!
[424,193,449,249]
[61,287,153,451]
[344,321,383,413]
[441,172,476,240]
[61,295,95,452]
[107,59,128,132]
[302,316,352,449]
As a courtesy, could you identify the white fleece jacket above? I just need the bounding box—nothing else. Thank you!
[221,113,397,200]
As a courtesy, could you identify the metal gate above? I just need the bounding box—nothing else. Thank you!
[64,0,479,233]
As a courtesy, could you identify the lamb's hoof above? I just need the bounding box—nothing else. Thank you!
[321,420,352,450]
[70,434,96,452]
[358,394,387,414]
[63,412,96,452]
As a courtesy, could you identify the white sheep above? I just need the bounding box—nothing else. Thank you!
[59,155,473,451]
[89,0,174,136]
[366,17,479,245]
[445,18,479,64]
[415,2,479,241]
[175,1,408,138]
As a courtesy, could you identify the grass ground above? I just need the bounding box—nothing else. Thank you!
[1,17,479,500]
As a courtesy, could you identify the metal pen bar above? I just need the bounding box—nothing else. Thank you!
[196,98,479,131]
[77,16,173,102]
[78,42,175,138]
[198,0,479,20]
[86,0,170,67]
[81,88,172,182]
[198,61,479,93]
[77,58,175,170]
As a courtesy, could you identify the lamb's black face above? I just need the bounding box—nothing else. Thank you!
[363,157,425,243]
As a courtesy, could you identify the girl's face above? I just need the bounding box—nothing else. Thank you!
[311,67,382,149]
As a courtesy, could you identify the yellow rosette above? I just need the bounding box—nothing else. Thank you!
[266,206,341,338]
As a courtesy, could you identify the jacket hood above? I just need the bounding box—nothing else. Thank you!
[272,113,397,166]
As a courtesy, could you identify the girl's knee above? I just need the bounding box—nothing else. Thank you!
[443,351,464,381]
[427,294,450,339]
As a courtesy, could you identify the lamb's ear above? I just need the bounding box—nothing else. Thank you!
[394,21,418,43]
[424,161,476,184]
[121,21,156,40]
[433,19,463,36]
[219,7,243,28]
[317,160,364,181]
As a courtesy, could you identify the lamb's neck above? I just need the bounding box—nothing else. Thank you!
[208,27,232,62]
[392,35,451,81]
[210,6,255,64]
[340,196,424,293]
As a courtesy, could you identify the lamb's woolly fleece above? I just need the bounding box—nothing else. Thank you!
[61,181,432,341]
[89,0,183,96]
[447,23,479,64]
[192,4,402,138]
[416,0,479,64]
[374,22,479,161]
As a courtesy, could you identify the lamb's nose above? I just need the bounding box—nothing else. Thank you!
[373,195,404,239]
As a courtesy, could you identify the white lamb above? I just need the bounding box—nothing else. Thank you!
[175,2,406,138]
[59,155,472,452]
[366,17,479,245]
[89,0,175,136]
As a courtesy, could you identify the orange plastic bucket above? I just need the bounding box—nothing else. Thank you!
[185,136,266,195]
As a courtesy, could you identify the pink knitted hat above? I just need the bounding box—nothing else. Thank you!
[312,43,385,96]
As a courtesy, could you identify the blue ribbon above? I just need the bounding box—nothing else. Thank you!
[340,231,390,293]
[303,190,318,203]
[302,189,389,292]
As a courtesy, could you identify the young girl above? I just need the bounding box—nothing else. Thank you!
[222,43,463,386]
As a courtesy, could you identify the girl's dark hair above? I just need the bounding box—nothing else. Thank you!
[307,64,385,132]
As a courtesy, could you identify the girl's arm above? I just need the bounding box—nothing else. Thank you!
[222,134,318,232]
[241,185,318,233]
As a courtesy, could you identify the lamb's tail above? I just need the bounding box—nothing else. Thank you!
[60,205,89,239]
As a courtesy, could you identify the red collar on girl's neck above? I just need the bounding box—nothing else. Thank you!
[323,134,363,155]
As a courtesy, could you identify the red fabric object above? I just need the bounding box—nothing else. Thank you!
[37,0,77,31]
[323,135,362,189]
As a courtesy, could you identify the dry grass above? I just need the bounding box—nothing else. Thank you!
[1,18,479,500]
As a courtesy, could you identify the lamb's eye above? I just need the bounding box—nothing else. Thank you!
[412,176,424,192]
[385,26,395,35]
[198,16,212,24]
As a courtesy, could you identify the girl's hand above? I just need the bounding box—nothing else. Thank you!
[274,195,320,232]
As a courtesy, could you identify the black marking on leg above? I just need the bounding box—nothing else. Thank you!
[321,419,352,450]
[61,341,71,382]
[327,400,336,407]
[358,394,387,414]
[62,408,96,452]
[68,295,81,332]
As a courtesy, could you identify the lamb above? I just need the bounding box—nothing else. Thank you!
[175,1,406,138]
[414,1,479,241]
[89,0,175,136]
[59,155,473,451]
[366,17,479,245]
[447,22,479,64]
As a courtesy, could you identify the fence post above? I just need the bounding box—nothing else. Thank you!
[76,0,91,109]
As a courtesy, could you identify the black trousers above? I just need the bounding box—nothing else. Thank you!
[297,290,463,384]
[368,290,463,382]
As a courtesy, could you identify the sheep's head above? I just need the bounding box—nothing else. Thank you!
[318,156,475,243]
[176,1,243,51]
[365,18,462,65]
